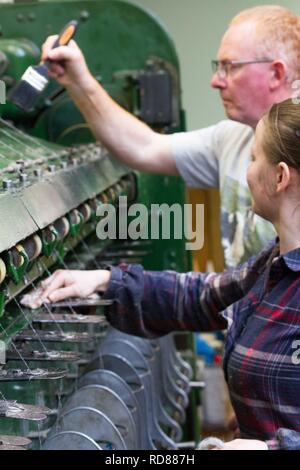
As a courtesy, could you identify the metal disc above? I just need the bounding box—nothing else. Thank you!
[62,385,137,449]
[56,406,126,450]
[42,431,102,450]
[0,435,31,446]
[0,444,26,450]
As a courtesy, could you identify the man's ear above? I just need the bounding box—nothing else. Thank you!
[269,61,288,90]
[276,162,291,192]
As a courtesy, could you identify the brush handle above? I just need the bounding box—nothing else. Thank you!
[52,20,78,49]
[43,20,78,67]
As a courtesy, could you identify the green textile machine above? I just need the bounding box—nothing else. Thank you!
[0,0,201,450]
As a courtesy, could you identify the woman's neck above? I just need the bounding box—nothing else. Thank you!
[275,201,300,255]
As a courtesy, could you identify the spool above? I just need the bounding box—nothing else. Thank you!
[54,217,70,240]
[0,258,6,284]
[125,174,137,202]
[78,203,92,222]
[89,198,99,215]
[99,193,109,204]
[68,209,81,226]
[42,225,56,244]
[106,187,116,202]
[114,183,123,196]
[22,235,42,261]
[10,244,26,267]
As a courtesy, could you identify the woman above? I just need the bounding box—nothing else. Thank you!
[30,99,300,450]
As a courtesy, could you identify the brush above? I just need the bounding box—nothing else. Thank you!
[9,20,78,112]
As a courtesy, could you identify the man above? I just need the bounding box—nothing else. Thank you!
[42,4,300,268]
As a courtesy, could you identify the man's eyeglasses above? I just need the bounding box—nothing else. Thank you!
[211,59,274,79]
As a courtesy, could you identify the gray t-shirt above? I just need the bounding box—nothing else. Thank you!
[170,119,276,268]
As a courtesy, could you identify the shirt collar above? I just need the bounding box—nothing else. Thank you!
[268,237,300,272]
[282,249,300,272]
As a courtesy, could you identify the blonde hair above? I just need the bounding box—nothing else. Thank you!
[262,99,300,169]
[230,5,300,81]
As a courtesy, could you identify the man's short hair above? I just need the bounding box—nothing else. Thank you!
[230,5,300,81]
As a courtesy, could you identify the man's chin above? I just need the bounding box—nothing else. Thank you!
[223,103,237,119]
[252,205,270,222]
[224,108,246,125]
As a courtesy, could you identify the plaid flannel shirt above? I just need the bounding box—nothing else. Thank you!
[104,238,300,449]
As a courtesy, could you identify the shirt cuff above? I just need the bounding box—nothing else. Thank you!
[102,266,123,300]
[266,439,279,450]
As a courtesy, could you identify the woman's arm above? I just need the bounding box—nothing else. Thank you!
[33,241,275,338]
[101,244,274,338]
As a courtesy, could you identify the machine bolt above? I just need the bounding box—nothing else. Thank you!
[19,173,28,184]
[80,10,90,21]
[48,165,56,174]
[16,159,25,168]
[2,179,12,190]
[34,168,43,179]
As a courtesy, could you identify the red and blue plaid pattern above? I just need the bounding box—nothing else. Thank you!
[104,238,300,448]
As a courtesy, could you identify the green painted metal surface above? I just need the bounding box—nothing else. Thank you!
[0,0,200,447]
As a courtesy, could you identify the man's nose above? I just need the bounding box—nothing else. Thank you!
[210,72,227,89]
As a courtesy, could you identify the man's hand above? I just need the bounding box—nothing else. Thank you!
[41,37,95,89]
[40,269,111,302]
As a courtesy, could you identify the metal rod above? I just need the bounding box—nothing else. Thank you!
[40,257,80,317]
[0,118,57,157]
[12,297,48,355]
[28,277,65,335]
[0,323,31,370]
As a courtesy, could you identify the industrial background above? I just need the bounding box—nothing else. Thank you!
[0,0,298,451]
[0,0,200,450]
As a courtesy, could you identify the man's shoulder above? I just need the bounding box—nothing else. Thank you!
[214,120,254,162]
[171,119,253,144]
[215,120,253,138]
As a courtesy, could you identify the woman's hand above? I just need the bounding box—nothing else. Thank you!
[216,438,268,450]
[227,411,240,438]
[40,269,111,302]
